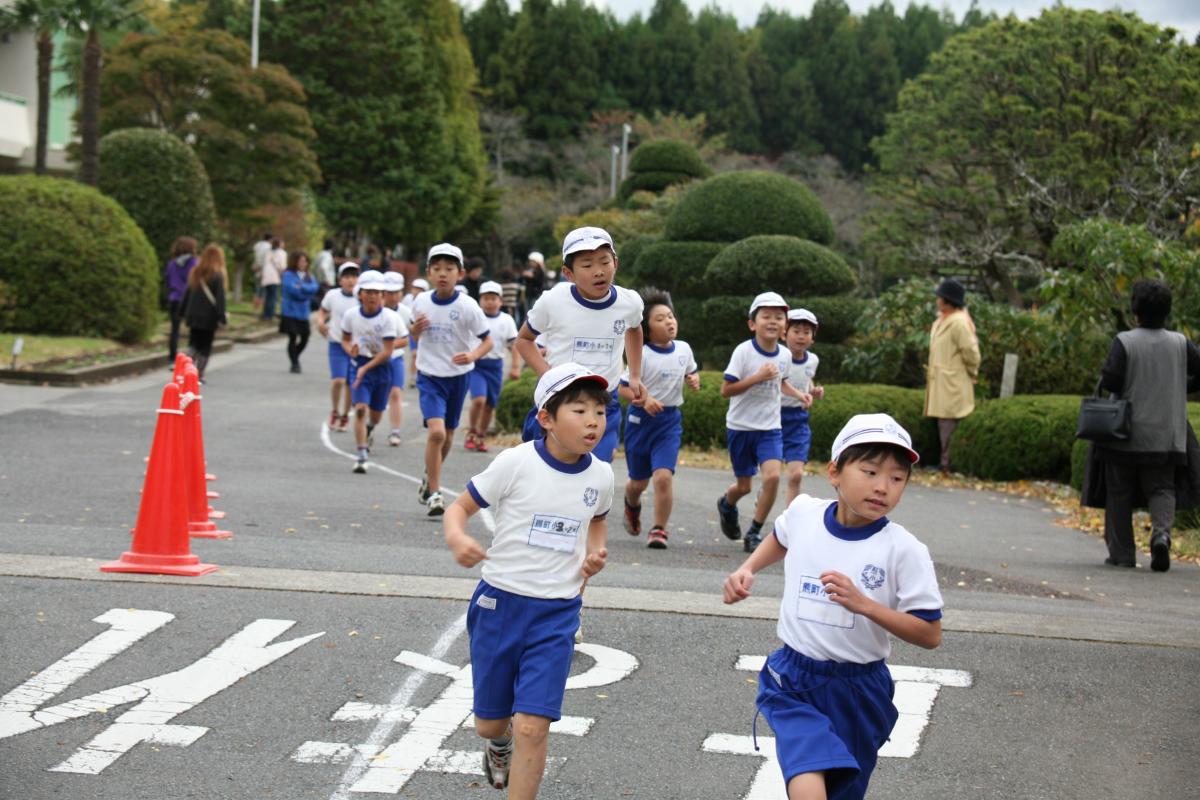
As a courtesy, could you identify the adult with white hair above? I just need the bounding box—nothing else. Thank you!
[522,250,548,308]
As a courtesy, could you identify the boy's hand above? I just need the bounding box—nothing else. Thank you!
[812,385,825,400]
[626,378,646,403]
[821,571,871,615]
[349,343,360,358]
[508,367,521,381]
[352,364,368,390]
[582,547,608,578]
[798,391,813,410]
[451,351,474,365]
[642,395,664,416]
[318,321,329,338]
[447,532,488,568]
[723,567,755,604]
[754,363,779,383]
[685,373,701,391]
[411,314,430,334]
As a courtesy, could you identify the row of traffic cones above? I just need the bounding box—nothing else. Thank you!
[101,354,230,576]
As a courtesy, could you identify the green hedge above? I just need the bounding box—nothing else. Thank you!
[665,170,834,245]
[618,171,695,202]
[98,128,216,264]
[704,235,856,297]
[803,296,867,345]
[809,384,939,464]
[0,175,158,342]
[633,240,725,296]
[628,139,710,178]
[952,396,1081,481]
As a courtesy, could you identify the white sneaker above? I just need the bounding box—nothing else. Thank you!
[483,737,512,789]
[388,432,401,447]
[417,477,431,505]
[427,492,445,516]
[352,456,368,475]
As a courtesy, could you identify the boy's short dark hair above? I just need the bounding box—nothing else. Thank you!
[639,288,674,337]
[542,379,612,423]
[835,443,914,477]
[752,306,786,322]
[787,318,817,334]
[466,257,486,273]
[429,255,464,270]
[1130,278,1172,329]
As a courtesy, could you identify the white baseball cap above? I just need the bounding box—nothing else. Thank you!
[479,280,502,296]
[534,363,609,411]
[748,291,788,318]
[788,308,819,327]
[383,272,405,291]
[427,243,464,266]
[831,413,920,464]
[356,270,387,292]
[338,261,360,276]
[412,278,430,291]
[562,226,616,260]
[528,251,545,266]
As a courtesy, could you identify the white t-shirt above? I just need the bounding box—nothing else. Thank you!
[620,341,698,408]
[468,440,614,599]
[781,351,820,409]
[320,289,360,343]
[481,310,519,361]
[314,250,335,286]
[388,304,414,359]
[723,338,792,431]
[772,494,944,663]
[526,283,644,389]
[411,290,492,377]
[252,239,272,273]
[340,306,403,359]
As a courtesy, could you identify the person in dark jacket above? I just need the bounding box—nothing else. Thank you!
[1096,278,1200,572]
[280,251,320,373]
[181,244,229,382]
[165,236,198,363]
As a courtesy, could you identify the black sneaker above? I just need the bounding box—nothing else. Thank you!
[1150,533,1171,572]
[743,531,761,553]
[717,496,742,540]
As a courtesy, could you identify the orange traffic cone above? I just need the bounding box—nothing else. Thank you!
[181,367,231,539]
[173,353,192,384]
[102,382,217,576]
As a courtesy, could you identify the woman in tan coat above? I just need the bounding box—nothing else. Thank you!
[925,278,981,472]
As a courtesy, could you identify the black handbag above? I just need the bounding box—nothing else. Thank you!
[1076,380,1131,442]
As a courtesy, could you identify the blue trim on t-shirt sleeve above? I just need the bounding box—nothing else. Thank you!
[723,373,738,382]
[907,608,943,622]
[525,322,541,336]
[534,438,592,474]
[466,480,489,509]
[570,285,618,310]
[823,502,889,541]
[430,290,460,306]
[593,511,609,520]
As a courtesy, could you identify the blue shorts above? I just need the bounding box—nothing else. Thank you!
[781,407,812,463]
[328,341,351,381]
[469,359,504,407]
[758,646,898,800]
[468,580,582,721]
[624,406,682,481]
[349,358,392,412]
[389,358,405,390]
[522,392,622,462]
[727,428,783,477]
[417,372,470,430]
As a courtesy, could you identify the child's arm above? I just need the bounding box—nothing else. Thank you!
[341,331,356,357]
[685,372,701,391]
[720,363,779,398]
[508,340,522,379]
[352,340,395,389]
[581,516,608,578]
[317,305,330,338]
[723,532,788,603]
[443,493,489,568]
[820,571,942,649]
[453,334,492,365]
[623,327,645,401]
[515,324,550,376]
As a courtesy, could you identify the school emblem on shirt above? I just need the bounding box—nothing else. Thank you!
[450,310,461,321]
[613,320,626,334]
[582,487,599,508]
[861,564,886,590]
[678,355,686,367]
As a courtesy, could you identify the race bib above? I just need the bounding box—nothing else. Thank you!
[572,336,615,369]
[795,574,855,629]
[527,514,582,553]
[425,323,453,345]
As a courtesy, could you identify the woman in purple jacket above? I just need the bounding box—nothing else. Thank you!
[165,237,198,362]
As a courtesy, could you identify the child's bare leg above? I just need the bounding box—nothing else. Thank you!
[388,388,402,430]
[441,427,455,461]
[785,460,806,505]
[354,404,369,448]
[787,771,827,800]
[508,712,551,800]
[478,403,495,436]
[724,476,754,506]
[625,478,649,508]
[475,716,509,740]
[331,379,346,415]
[651,468,674,528]
[339,381,351,416]
[425,419,447,490]
[468,396,484,435]
[753,459,782,526]
[369,409,384,429]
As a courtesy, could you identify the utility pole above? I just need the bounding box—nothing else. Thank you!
[620,123,632,180]
[251,0,261,69]
[610,145,619,198]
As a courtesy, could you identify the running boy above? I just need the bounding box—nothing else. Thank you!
[722,413,943,800]
[515,226,644,462]
[717,292,808,552]
[383,272,413,446]
[618,289,699,549]
[410,244,493,515]
[341,271,402,474]
[318,262,360,432]
[782,308,824,504]
[443,363,612,797]
[466,280,521,453]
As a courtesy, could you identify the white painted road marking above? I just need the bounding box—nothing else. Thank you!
[704,655,973,797]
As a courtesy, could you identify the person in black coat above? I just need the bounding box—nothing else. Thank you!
[181,244,229,382]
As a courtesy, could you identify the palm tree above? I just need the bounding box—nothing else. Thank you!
[0,1,71,175]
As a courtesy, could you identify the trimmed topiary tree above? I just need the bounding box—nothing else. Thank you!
[634,240,726,296]
[664,170,834,245]
[619,139,711,203]
[704,235,855,297]
[0,175,159,342]
[98,128,216,263]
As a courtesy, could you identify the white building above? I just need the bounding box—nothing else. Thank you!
[0,19,78,173]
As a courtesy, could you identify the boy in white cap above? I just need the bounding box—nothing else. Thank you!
[782,308,824,504]
[723,413,943,800]
[466,280,521,453]
[718,292,808,552]
[382,272,413,446]
[318,262,360,432]
[443,363,613,797]
[515,226,645,462]
[410,244,494,514]
[341,271,404,473]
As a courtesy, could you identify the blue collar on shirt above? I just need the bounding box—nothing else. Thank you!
[792,353,809,365]
[824,502,889,541]
[534,438,592,474]
[484,311,502,319]
[647,341,675,354]
[360,306,384,318]
[431,290,459,306]
[571,285,617,310]
[750,338,781,358]
[340,289,354,297]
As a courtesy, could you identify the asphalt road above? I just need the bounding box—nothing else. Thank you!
[1,338,1197,799]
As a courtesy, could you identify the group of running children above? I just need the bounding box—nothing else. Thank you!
[320,226,945,800]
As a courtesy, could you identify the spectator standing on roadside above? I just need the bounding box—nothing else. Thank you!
[522,251,548,308]
[280,251,320,374]
[923,278,980,473]
[261,237,287,321]
[313,239,337,304]
[181,244,228,383]
[252,232,272,311]
[462,257,486,300]
[164,236,198,363]
[499,267,524,327]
